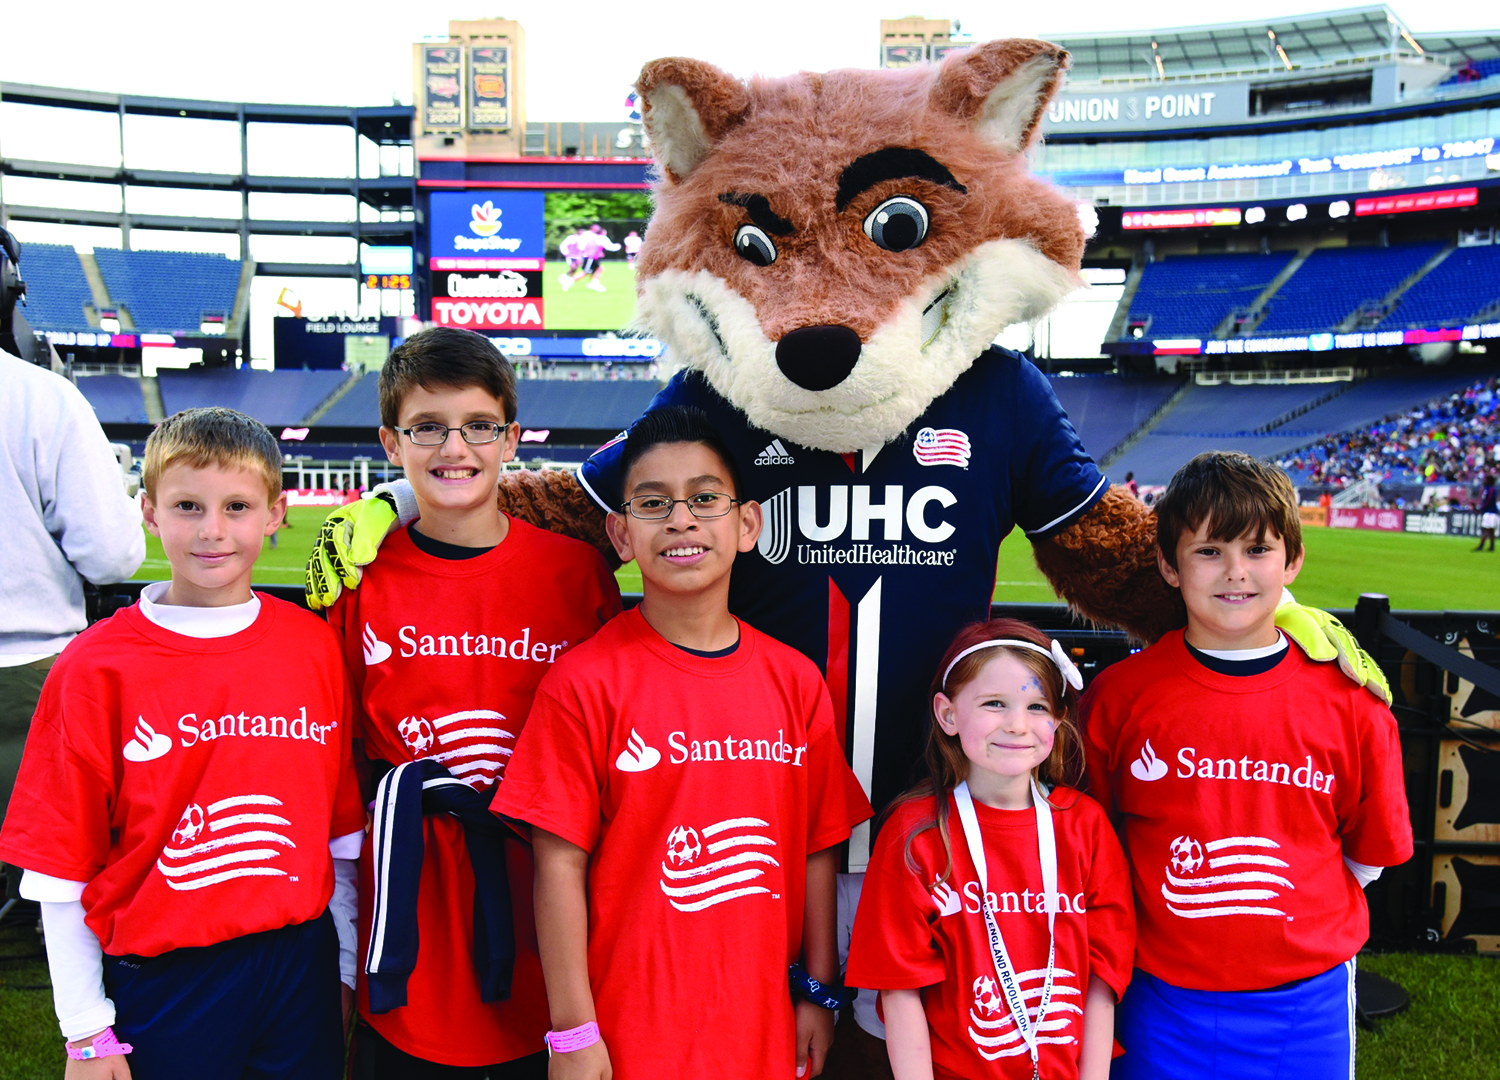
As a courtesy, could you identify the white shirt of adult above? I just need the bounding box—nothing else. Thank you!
[0,349,145,663]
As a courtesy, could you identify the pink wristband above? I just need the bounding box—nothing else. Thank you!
[66,1027,134,1061]
[544,1021,600,1054]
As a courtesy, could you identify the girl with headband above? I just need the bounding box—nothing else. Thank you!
[846,619,1135,1080]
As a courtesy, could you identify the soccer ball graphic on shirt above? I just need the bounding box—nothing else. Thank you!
[665,825,702,867]
[172,803,206,846]
[1168,834,1205,876]
[972,975,1003,1017]
[397,715,436,757]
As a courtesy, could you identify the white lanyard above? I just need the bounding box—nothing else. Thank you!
[953,779,1058,1079]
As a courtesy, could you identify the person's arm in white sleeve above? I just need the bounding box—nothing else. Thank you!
[43,380,145,584]
[328,831,362,989]
[21,871,115,1041]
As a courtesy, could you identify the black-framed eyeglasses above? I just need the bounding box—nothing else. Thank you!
[620,492,740,520]
[395,421,509,446]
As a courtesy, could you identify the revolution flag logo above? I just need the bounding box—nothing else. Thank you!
[913,427,972,468]
[156,794,296,891]
[658,816,781,912]
[1161,833,1293,919]
[968,966,1080,1060]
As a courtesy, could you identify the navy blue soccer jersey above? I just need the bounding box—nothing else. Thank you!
[579,348,1107,866]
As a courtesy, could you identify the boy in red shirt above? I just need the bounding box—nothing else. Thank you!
[1080,452,1413,1080]
[0,407,366,1077]
[327,328,620,1078]
[492,406,873,1080]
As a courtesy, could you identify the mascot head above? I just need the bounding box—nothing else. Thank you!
[633,40,1086,453]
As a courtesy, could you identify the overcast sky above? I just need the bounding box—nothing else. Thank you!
[4,0,1498,118]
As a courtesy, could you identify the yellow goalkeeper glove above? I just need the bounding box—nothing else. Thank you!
[1275,595,1392,705]
[304,491,400,611]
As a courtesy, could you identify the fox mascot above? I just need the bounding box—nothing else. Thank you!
[308,38,1385,1073]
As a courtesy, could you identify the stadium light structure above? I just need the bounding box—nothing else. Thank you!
[1245,206,1267,225]
[1329,201,1351,219]
[1286,203,1308,222]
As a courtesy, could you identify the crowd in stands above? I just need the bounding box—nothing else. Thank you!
[1277,375,1500,488]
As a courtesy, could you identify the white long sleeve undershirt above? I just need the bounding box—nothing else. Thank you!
[23,589,362,1041]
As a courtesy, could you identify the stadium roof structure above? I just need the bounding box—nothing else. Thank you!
[1046,5,1500,84]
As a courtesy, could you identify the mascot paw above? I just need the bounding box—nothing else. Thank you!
[304,491,400,610]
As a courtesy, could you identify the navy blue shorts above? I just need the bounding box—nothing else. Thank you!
[104,909,344,1080]
[1113,961,1357,1080]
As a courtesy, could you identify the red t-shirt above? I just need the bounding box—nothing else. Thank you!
[491,609,873,1080]
[1080,633,1414,991]
[846,789,1134,1080]
[0,597,365,956]
[328,520,620,1066]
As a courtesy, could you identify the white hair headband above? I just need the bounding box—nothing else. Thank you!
[942,638,1084,692]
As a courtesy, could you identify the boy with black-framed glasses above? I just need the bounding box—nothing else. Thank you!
[327,327,622,1079]
[493,405,872,1080]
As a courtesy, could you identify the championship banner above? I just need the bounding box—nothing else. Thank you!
[881,44,927,68]
[468,45,510,130]
[422,45,464,132]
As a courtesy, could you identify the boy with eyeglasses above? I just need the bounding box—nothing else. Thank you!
[327,327,621,1078]
[492,406,872,1080]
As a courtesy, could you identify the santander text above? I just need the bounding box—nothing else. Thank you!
[398,624,567,663]
[962,881,1087,915]
[178,706,335,747]
[667,729,808,766]
[1176,746,1336,793]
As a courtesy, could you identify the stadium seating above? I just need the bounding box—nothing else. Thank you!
[1255,244,1443,335]
[1438,57,1500,85]
[16,244,95,331]
[75,374,150,423]
[158,369,347,427]
[1376,245,1500,329]
[93,249,242,335]
[1125,253,1294,338]
[316,372,381,428]
[1049,375,1182,459]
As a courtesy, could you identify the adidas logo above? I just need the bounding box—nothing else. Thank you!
[754,440,795,466]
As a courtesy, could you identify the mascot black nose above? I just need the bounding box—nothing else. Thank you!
[775,325,862,391]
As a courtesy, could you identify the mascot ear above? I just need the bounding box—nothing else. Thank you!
[636,57,751,183]
[930,39,1069,154]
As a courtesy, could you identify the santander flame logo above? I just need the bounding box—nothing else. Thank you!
[469,201,503,237]
[931,880,962,917]
[123,716,172,762]
[1130,739,1169,782]
[362,623,392,666]
[615,728,661,772]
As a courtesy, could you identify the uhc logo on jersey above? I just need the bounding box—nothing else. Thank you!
[754,485,958,566]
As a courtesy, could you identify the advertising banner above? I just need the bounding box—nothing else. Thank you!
[468,45,510,130]
[429,191,545,259]
[272,316,399,370]
[422,46,464,132]
[881,44,927,67]
[285,489,362,507]
[1404,511,1484,538]
[430,265,545,330]
[1298,506,1328,527]
[1329,507,1405,532]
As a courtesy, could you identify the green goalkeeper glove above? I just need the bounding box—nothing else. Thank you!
[304,491,400,611]
[1274,596,1391,705]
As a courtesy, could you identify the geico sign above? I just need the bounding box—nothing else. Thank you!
[580,338,663,358]
[431,298,543,328]
[484,337,534,356]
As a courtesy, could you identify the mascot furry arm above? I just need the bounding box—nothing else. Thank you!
[307,40,1380,696]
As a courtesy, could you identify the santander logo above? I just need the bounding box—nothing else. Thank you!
[1131,739,1169,781]
[616,729,662,772]
[363,623,393,666]
[123,716,172,762]
[931,880,962,917]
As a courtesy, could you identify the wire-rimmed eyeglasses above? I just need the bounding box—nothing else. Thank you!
[620,492,740,520]
[394,421,508,445]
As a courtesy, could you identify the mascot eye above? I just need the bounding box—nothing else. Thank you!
[863,196,929,252]
[733,224,778,267]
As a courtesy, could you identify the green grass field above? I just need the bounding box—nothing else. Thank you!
[540,259,637,331]
[141,510,1500,613]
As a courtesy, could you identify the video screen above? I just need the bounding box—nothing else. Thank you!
[427,189,652,333]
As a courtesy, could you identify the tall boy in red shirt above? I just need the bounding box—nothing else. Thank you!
[492,406,873,1080]
[1080,452,1412,1079]
[0,407,366,1078]
[328,328,620,1078]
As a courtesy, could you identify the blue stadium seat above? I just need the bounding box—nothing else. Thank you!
[158,369,348,426]
[75,374,150,423]
[1255,244,1443,335]
[94,249,242,335]
[1377,245,1500,330]
[1126,253,1294,339]
[15,244,94,331]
